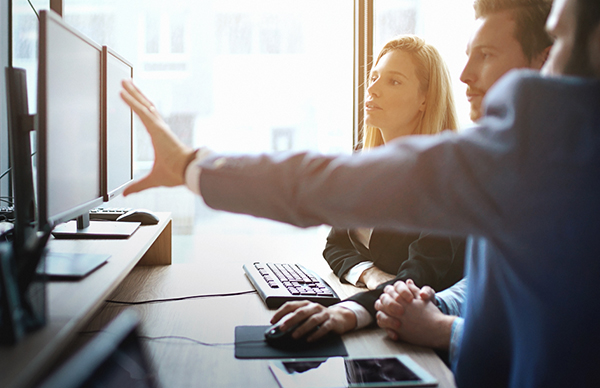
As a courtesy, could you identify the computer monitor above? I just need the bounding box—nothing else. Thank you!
[0,68,49,340]
[102,47,134,202]
[5,67,36,255]
[37,10,138,239]
[0,0,10,201]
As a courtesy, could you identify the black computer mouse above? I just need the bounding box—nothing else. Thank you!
[264,319,319,350]
[116,209,159,225]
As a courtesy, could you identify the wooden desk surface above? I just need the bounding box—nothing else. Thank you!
[0,212,172,388]
[83,240,457,387]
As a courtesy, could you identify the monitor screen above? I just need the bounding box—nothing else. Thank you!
[0,0,10,201]
[37,10,103,228]
[102,47,133,202]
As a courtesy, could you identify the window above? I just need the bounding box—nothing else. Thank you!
[8,0,477,263]
[375,0,476,128]
[61,0,354,261]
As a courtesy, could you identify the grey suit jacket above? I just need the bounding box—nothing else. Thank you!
[197,70,600,388]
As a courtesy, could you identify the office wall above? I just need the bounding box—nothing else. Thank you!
[0,0,10,199]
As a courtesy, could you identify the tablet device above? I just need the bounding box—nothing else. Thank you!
[269,356,437,388]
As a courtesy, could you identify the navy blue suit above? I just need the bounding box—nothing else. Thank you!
[198,70,600,387]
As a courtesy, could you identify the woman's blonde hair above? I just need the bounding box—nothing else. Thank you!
[362,35,459,149]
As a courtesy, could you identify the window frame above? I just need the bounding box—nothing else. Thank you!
[354,0,374,150]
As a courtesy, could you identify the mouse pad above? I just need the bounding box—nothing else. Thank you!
[234,325,348,359]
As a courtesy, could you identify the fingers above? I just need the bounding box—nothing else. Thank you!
[385,329,399,341]
[375,310,401,336]
[381,281,413,305]
[120,88,151,119]
[374,293,405,317]
[271,302,334,342]
[120,81,164,137]
[419,286,436,302]
[123,176,156,197]
[394,280,415,303]
[122,79,155,112]
[406,279,421,299]
[270,300,310,325]
[289,304,329,340]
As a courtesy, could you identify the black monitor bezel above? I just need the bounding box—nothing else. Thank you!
[36,9,104,230]
[101,46,134,202]
[5,67,36,253]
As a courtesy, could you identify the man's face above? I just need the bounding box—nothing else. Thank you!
[460,10,532,121]
[543,0,599,77]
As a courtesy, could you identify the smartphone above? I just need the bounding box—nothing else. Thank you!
[269,355,438,388]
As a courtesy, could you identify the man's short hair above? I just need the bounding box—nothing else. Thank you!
[473,0,553,62]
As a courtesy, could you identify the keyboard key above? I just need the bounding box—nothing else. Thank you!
[243,262,341,309]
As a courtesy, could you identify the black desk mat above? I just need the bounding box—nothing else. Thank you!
[234,325,348,359]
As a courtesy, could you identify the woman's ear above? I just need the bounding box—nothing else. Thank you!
[419,94,427,112]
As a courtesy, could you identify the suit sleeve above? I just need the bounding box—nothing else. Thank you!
[396,232,466,291]
[345,233,466,320]
[323,227,371,280]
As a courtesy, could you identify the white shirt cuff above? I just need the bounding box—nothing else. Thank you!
[184,147,213,196]
[336,301,373,330]
[343,261,375,286]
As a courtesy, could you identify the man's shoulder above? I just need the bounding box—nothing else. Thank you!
[480,70,600,129]
[485,69,600,106]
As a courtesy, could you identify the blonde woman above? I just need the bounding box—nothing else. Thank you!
[275,35,466,338]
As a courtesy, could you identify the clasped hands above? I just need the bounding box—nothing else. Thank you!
[374,279,455,350]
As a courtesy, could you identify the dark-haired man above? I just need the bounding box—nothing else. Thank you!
[352,0,558,365]
[463,0,553,121]
[120,0,600,386]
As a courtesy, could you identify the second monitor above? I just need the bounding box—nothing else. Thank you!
[37,10,138,239]
[102,47,133,202]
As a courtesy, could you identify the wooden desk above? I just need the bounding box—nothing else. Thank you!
[81,240,457,387]
[0,212,172,388]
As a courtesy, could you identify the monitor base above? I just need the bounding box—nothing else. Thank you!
[40,251,110,279]
[51,220,140,239]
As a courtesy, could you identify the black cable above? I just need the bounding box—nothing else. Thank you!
[26,0,40,21]
[1,151,36,181]
[139,335,265,347]
[105,290,258,305]
[78,330,265,347]
[0,167,11,180]
[0,198,14,206]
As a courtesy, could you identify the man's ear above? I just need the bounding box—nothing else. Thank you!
[589,22,600,77]
[532,45,553,70]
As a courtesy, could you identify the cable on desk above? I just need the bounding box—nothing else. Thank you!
[105,290,258,305]
[139,335,266,347]
[78,330,265,347]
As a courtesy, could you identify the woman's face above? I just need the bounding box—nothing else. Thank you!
[365,50,426,142]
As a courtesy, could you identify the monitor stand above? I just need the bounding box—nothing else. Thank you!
[51,213,140,239]
[40,251,110,279]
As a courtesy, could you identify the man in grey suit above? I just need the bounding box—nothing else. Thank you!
[121,0,600,386]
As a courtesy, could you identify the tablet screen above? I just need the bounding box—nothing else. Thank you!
[345,357,419,384]
[269,356,437,388]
